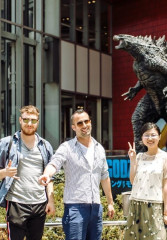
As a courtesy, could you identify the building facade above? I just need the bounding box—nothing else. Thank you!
[0,0,113,150]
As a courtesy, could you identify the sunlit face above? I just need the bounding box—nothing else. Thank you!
[19,112,39,136]
[71,112,92,138]
[142,128,160,149]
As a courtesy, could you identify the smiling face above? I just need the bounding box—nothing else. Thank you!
[71,112,92,139]
[142,127,160,149]
[19,112,39,136]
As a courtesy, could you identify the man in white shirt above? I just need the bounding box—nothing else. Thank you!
[39,109,114,240]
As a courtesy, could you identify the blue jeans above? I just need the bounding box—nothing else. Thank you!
[62,203,103,240]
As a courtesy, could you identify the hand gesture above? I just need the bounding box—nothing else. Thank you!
[38,174,51,186]
[128,142,136,161]
[6,160,20,180]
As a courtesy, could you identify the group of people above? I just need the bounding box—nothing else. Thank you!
[0,105,114,240]
[0,105,167,240]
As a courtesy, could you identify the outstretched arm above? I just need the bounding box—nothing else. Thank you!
[122,81,143,101]
[101,177,115,219]
[38,164,57,186]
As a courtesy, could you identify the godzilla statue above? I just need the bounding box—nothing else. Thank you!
[113,34,167,152]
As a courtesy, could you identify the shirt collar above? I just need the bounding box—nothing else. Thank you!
[74,136,98,146]
[13,130,43,145]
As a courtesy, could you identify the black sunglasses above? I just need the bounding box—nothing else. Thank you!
[77,119,91,127]
[22,118,38,124]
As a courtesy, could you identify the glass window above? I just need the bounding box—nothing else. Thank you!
[1,0,12,21]
[1,0,17,33]
[61,0,70,41]
[23,0,34,28]
[1,38,16,137]
[101,1,111,53]
[88,0,96,49]
[23,44,35,105]
[76,0,83,44]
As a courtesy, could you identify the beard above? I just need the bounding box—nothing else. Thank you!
[21,125,37,136]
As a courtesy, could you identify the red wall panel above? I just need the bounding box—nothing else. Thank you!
[112,0,167,150]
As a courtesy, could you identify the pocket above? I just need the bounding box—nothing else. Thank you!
[62,206,70,225]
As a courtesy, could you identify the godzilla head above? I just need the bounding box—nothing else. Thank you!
[113,34,167,60]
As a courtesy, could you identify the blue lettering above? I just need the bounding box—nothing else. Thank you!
[107,158,130,179]
[120,159,128,178]
[107,159,112,167]
[113,160,119,178]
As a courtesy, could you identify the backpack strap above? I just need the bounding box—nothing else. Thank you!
[7,136,13,161]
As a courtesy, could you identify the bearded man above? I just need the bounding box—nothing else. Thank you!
[0,105,55,240]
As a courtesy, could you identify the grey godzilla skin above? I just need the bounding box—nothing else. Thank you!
[113,34,167,152]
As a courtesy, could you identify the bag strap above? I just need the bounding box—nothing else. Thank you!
[7,136,13,160]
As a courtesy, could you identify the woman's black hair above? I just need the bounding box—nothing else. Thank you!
[141,122,161,136]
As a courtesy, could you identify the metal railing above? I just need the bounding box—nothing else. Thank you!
[0,220,127,229]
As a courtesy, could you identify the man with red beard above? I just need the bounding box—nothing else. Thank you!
[39,109,115,240]
[0,105,55,240]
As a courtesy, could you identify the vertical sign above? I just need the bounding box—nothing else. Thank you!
[106,156,132,199]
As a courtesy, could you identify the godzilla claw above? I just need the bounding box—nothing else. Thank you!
[163,87,167,98]
[121,87,137,101]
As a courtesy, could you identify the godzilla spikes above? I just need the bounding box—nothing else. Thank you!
[148,35,152,41]
[161,35,165,42]
[157,35,166,47]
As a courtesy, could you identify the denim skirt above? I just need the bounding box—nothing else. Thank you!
[124,200,167,240]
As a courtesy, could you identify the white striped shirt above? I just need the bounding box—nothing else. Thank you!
[49,137,109,204]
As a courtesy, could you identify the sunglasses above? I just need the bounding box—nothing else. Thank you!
[22,118,38,124]
[77,119,91,127]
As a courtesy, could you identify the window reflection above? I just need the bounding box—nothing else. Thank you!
[24,44,35,105]
[1,39,16,137]
[88,0,96,49]
[76,0,83,44]
[61,0,111,53]
[23,0,34,34]
[61,0,70,41]
[1,0,12,21]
